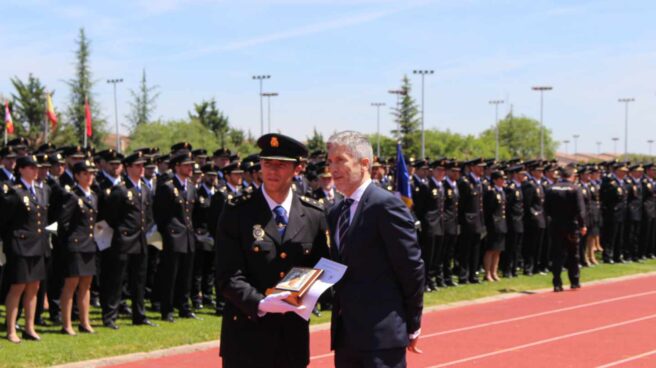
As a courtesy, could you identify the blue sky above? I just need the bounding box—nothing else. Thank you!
[1,0,655,154]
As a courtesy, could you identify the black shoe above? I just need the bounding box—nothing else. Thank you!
[118,304,132,316]
[162,313,175,323]
[458,279,468,285]
[90,298,101,308]
[21,331,41,341]
[134,319,158,327]
[424,285,433,293]
[312,306,321,317]
[78,324,96,334]
[553,286,564,292]
[215,309,223,316]
[571,284,581,290]
[445,280,457,287]
[180,311,200,320]
[468,278,480,284]
[35,317,48,327]
[103,321,119,330]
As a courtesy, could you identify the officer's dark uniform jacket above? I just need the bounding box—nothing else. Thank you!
[484,186,507,235]
[642,176,656,221]
[0,181,50,257]
[600,175,628,222]
[625,176,643,223]
[505,180,524,233]
[192,184,216,253]
[457,173,485,234]
[522,176,546,229]
[424,177,445,236]
[443,178,460,236]
[104,179,151,254]
[58,186,98,253]
[588,180,603,231]
[154,176,196,253]
[214,188,329,367]
[545,180,586,232]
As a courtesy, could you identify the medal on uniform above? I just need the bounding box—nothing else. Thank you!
[515,190,520,199]
[199,197,205,204]
[447,189,452,197]
[127,191,133,201]
[432,188,438,196]
[23,196,30,209]
[105,188,111,196]
[78,198,84,208]
[173,188,179,197]
[253,224,265,241]
[496,193,501,201]
[618,187,623,194]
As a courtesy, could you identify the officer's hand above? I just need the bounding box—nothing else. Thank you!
[258,292,306,315]
[408,337,423,354]
[581,226,588,237]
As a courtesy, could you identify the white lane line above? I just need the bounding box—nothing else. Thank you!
[596,349,656,368]
[427,314,656,368]
[311,290,656,361]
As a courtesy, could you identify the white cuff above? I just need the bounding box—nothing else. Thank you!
[409,328,421,340]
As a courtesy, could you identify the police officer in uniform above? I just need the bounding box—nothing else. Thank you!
[215,133,329,368]
[600,163,629,263]
[442,160,460,286]
[624,164,644,262]
[522,161,546,275]
[501,165,524,277]
[154,149,198,322]
[457,158,486,284]
[545,166,587,292]
[641,164,656,259]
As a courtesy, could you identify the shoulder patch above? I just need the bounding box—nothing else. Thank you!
[299,195,324,210]
[227,193,252,207]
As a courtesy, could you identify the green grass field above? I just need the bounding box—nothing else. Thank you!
[1,259,655,368]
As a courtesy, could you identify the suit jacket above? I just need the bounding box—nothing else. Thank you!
[154,176,196,253]
[0,181,51,257]
[642,177,656,220]
[545,180,586,232]
[193,184,216,252]
[104,179,151,255]
[504,181,524,233]
[58,186,98,253]
[600,175,628,222]
[625,176,643,222]
[215,188,328,367]
[327,183,424,351]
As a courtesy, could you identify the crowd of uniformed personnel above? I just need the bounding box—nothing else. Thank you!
[0,134,653,344]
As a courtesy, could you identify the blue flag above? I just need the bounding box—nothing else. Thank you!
[395,143,413,208]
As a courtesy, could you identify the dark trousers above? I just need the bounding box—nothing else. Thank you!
[100,251,148,324]
[550,228,580,287]
[442,233,458,284]
[157,250,194,317]
[539,220,552,271]
[458,229,481,282]
[146,245,161,303]
[192,249,215,304]
[419,231,435,286]
[522,226,544,274]
[90,251,102,303]
[47,245,64,321]
[35,255,52,320]
[624,220,641,260]
[643,217,656,257]
[602,219,625,262]
[501,231,523,276]
[335,346,406,368]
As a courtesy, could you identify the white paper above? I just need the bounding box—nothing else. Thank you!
[147,225,163,250]
[294,257,347,321]
[45,222,58,234]
[94,220,114,251]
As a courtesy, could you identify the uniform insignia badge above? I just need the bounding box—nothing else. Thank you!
[199,197,204,204]
[78,198,84,208]
[23,196,30,205]
[253,225,265,241]
[618,187,623,194]
[648,183,653,190]
[105,188,111,196]
[432,188,438,196]
[65,185,72,192]
[516,190,521,199]
[496,193,501,201]
[583,189,587,195]
[2,184,7,194]
[270,136,279,147]
[127,191,133,201]
[447,189,452,196]
[173,188,179,197]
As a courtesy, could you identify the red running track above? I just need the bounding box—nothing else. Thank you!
[109,274,656,368]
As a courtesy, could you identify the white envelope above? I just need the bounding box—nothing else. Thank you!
[94,220,114,251]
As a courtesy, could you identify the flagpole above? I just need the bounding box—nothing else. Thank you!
[44,92,49,144]
[83,95,87,148]
[3,99,7,146]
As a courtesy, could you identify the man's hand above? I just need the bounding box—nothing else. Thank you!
[581,226,588,237]
[407,336,423,354]
[258,292,306,316]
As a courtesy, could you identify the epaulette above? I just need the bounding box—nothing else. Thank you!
[461,176,470,183]
[299,195,324,210]
[226,193,252,207]
[64,184,72,193]
[2,183,10,194]
[218,186,227,193]
[244,186,254,194]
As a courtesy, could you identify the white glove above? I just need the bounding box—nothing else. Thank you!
[258,292,306,316]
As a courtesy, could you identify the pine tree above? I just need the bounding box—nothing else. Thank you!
[66,28,107,147]
[306,127,325,152]
[127,68,159,129]
[391,75,420,154]
[189,98,230,147]
[9,74,48,143]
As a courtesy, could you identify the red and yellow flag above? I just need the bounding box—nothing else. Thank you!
[84,97,92,137]
[4,101,14,134]
[46,93,57,128]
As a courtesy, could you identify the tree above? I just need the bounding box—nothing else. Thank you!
[189,98,229,147]
[479,113,557,159]
[126,68,159,129]
[65,28,107,147]
[228,128,245,147]
[391,75,420,154]
[306,127,325,152]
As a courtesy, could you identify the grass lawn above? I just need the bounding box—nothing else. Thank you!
[1,259,655,367]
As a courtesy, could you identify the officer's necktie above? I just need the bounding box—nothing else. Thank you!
[337,198,354,252]
[273,206,288,238]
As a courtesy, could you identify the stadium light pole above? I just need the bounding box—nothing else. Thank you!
[371,102,386,157]
[489,99,504,160]
[596,141,602,155]
[563,139,570,154]
[573,134,580,156]
[261,92,278,133]
[648,139,654,156]
[532,86,553,159]
[107,78,123,152]
[413,70,434,159]
[252,75,270,136]
[612,137,619,154]
[618,98,635,161]
[388,89,407,138]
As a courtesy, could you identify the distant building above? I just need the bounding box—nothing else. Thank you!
[104,133,130,153]
[555,152,619,165]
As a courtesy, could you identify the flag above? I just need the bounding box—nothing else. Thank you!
[46,93,57,128]
[4,101,14,134]
[395,142,413,208]
[84,97,92,137]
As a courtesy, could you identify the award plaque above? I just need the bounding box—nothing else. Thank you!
[266,267,324,306]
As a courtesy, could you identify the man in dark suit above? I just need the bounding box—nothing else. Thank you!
[215,133,329,368]
[457,158,486,284]
[326,131,424,368]
[522,162,547,275]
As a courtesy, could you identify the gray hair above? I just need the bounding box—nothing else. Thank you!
[327,131,373,169]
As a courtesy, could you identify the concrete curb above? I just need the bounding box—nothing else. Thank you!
[53,270,656,368]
